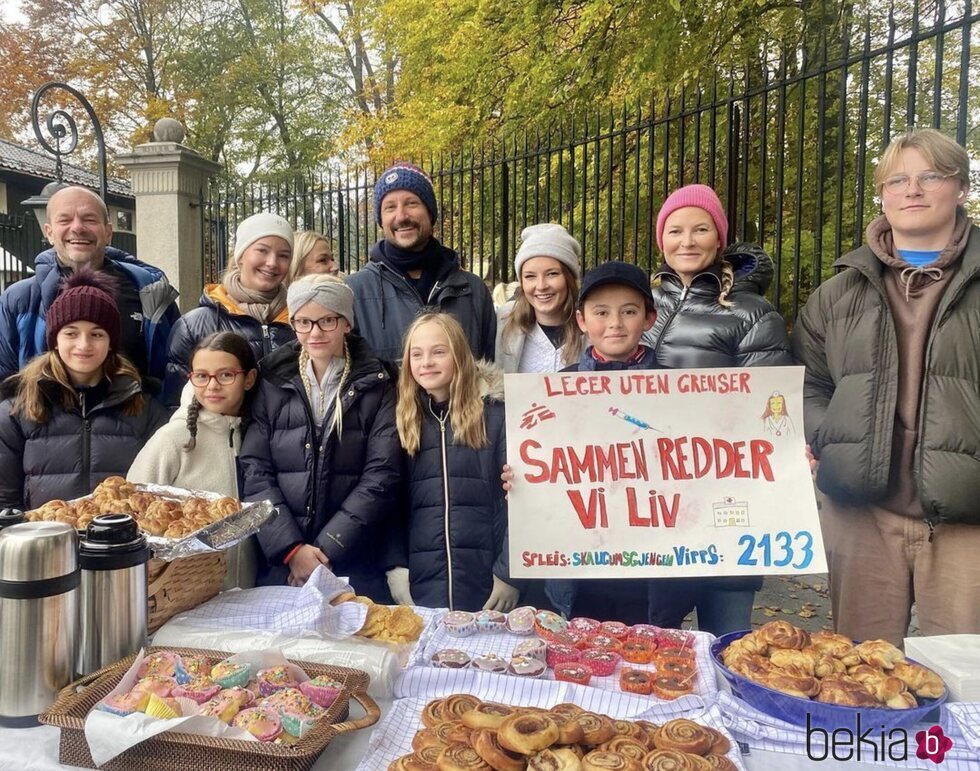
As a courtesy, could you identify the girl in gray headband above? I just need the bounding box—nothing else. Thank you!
[241,273,401,597]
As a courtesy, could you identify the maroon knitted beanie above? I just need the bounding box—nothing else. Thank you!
[45,270,122,351]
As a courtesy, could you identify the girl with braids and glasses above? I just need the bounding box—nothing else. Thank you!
[644,184,793,636]
[128,331,259,587]
[240,274,400,598]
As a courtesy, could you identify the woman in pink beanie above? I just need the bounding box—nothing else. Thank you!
[647,184,792,636]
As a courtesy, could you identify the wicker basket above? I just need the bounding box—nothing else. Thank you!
[147,553,228,633]
[39,646,381,771]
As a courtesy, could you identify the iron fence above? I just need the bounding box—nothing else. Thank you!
[0,212,138,290]
[202,0,980,323]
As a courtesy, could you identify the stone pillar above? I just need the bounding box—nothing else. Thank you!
[116,119,222,312]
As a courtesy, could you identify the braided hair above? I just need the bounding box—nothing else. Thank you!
[183,331,258,452]
[298,340,352,438]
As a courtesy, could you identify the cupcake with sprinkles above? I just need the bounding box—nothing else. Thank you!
[233,707,283,742]
[211,660,251,689]
[256,665,299,697]
[172,676,221,704]
[299,675,344,708]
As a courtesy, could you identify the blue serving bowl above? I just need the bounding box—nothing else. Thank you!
[710,631,947,731]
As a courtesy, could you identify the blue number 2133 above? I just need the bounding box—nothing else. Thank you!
[737,531,814,570]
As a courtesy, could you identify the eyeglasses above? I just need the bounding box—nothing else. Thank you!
[291,315,342,333]
[881,171,956,194]
[189,370,246,387]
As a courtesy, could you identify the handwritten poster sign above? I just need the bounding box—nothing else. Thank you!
[505,366,827,578]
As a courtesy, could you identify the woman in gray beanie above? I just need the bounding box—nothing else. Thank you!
[240,274,401,599]
[495,223,584,372]
[163,212,297,405]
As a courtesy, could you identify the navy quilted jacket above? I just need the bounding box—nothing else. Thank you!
[390,368,510,612]
[0,375,168,510]
[240,336,400,596]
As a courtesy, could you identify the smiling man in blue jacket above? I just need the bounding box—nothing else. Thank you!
[0,186,179,394]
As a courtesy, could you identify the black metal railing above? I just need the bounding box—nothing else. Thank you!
[202,0,979,322]
[0,212,138,291]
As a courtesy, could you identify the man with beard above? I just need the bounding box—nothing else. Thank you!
[346,163,496,362]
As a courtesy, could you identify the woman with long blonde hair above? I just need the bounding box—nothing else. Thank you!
[0,271,167,509]
[496,223,584,372]
[387,312,519,612]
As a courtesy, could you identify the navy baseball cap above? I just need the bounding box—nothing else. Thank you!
[578,261,654,309]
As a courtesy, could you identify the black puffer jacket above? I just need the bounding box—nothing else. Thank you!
[0,375,168,510]
[647,244,793,368]
[240,336,400,597]
[392,365,510,612]
[647,244,791,595]
[164,284,295,404]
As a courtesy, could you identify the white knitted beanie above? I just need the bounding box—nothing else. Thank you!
[233,212,295,264]
[514,223,582,278]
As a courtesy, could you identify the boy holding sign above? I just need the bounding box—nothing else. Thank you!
[510,260,661,623]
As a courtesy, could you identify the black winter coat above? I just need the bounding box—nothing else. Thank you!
[0,375,168,510]
[647,245,793,368]
[164,284,295,405]
[393,375,510,612]
[240,336,400,597]
[647,245,791,595]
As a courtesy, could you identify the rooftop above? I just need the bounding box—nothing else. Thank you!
[0,137,132,200]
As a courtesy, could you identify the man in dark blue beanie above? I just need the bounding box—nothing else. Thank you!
[346,163,496,362]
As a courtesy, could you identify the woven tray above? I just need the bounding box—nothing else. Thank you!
[39,646,381,771]
[147,553,227,633]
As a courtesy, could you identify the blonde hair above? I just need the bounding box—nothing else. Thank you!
[718,259,734,307]
[396,313,488,455]
[298,342,351,439]
[501,263,584,366]
[288,231,332,284]
[12,350,144,423]
[874,128,971,192]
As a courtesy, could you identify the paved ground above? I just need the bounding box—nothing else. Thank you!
[684,573,921,636]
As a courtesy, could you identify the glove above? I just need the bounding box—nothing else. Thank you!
[386,567,415,606]
[483,575,520,612]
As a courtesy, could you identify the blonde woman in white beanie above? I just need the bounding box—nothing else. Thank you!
[164,212,296,405]
[495,223,584,373]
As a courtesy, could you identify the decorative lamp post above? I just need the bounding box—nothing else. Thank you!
[21,82,108,230]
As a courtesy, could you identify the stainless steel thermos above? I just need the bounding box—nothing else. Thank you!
[0,521,79,727]
[76,514,150,677]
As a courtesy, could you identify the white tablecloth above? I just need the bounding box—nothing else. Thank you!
[3,721,947,770]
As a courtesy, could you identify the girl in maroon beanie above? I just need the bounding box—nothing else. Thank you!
[0,270,167,510]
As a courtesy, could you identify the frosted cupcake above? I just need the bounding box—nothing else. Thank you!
[198,693,242,723]
[132,674,175,698]
[137,651,180,679]
[298,676,343,708]
[97,690,149,716]
[260,688,324,738]
[172,676,221,704]
[175,655,212,685]
[211,661,251,689]
[256,666,298,697]
[441,611,477,638]
[505,606,536,635]
[142,693,180,719]
[233,707,283,742]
